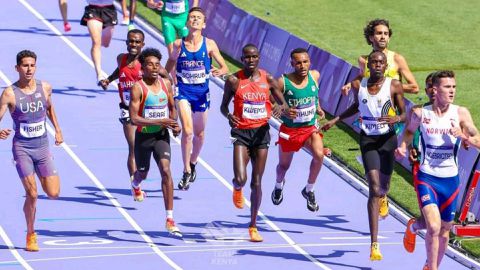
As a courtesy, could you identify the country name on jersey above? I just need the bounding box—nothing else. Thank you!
[287,96,316,107]
[242,92,267,100]
[20,100,45,113]
[180,60,205,68]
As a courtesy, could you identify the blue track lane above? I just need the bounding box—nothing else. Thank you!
[0,0,477,269]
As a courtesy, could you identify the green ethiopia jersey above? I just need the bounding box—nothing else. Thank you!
[281,72,319,128]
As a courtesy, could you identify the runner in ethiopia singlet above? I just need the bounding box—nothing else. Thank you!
[11,80,56,178]
[278,71,319,152]
[417,104,461,222]
[175,36,211,112]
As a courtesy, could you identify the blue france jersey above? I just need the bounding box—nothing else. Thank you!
[176,37,211,94]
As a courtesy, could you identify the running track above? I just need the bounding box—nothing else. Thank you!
[0,1,478,269]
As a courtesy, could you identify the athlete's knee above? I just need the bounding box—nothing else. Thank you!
[426,222,442,237]
[369,185,382,198]
[233,175,247,186]
[312,149,324,162]
[250,178,262,190]
[193,130,205,141]
[25,189,38,200]
[47,190,60,199]
[276,162,290,172]
[182,128,193,140]
[135,170,148,180]
[159,165,171,178]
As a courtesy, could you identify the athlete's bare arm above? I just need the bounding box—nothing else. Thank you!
[456,106,480,149]
[220,74,240,127]
[396,106,422,159]
[165,39,182,74]
[207,38,229,77]
[310,70,325,119]
[0,87,14,139]
[42,81,63,145]
[395,53,418,94]
[321,87,360,131]
[164,79,181,136]
[129,81,178,129]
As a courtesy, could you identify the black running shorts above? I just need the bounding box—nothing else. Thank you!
[134,129,171,172]
[359,131,397,175]
[81,5,118,28]
[230,124,270,150]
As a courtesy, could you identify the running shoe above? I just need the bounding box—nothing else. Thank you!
[403,218,417,253]
[63,22,71,32]
[189,162,197,183]
[379,196,389,219]
[271,186,283,205]
[369,242,382,261]
[121,16,129,25]
[127,23,135,31]
[165,218,182,237]
[131,185,146,202]
[301,187,319,212]
[423,264,429,270]
[178,172,191,190]
[26,232,39,252]
[233,188,244,209]
[248,227,263,242]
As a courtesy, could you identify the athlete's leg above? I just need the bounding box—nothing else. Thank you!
[21,175,38,235]
[58,0,70,32]
[101,25,114,48]
[436,221,453,267]
[177,100,193,173]
[233,145,250,189]
[86,19,104,80]
[423,204,442,270]
[39,175,60,199]
[157,158,173,211]
[303,132,324,185]
[366,169,382,243]
[129,0,137,23]
[249,148,268,228]
[123,123,136,176]
[275,146,294,184]
[121,0,129,24]
[191,110,208,164]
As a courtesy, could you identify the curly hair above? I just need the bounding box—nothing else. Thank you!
[363,19,392,45]
[138,47,162,65]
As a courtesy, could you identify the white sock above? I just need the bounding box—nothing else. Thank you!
[306,183,314,192]
[275,180,284,189]
[166,210,173,219]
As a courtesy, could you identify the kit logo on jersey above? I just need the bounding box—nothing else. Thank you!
[180,52,187,57]
[120,72,126,78]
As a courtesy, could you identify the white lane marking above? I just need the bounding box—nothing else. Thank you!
[320,236,386,240]
[0,225,34,270]
[0,67,178,270]
[43,239,114,246]
[0,241,411,266]
[170,136,332,270]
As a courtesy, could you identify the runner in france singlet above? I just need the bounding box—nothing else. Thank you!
[176,36,211,94]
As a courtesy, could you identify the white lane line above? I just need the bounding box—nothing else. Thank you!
[1,68,178,270]
[0,241,410,266]
[0,225,34,270]
[320,236,386,240]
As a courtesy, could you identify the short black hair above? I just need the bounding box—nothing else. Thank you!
[364,18,392,45]
[138,47,162,65]
[367,50,386,62]
[431,70,455,86]
[127,29,145,41]
[290,48,308,59]
[425,72,435,88]
[242,43,258,54]
[16,50,37,65]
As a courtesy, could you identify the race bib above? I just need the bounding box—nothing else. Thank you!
[145,105,169,119]
[165,1,185,14]
[19,121,46,138]
[181,69,208,84]
[293,104,316,123]
[242,102,267,120]
[360,116,389,135]
[122,91,131,106]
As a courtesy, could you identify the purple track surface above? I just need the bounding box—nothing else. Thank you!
[0,1,478,269]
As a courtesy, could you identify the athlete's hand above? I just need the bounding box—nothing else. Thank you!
[272,104,287,118]
[408,147,418,163]
[98,79,110,91]
[341,82,352,96]
[55,130,64,146]
[378,115,400,125]
[147,0,163,10]
[317,109,325,120]
[160,118,178,130]
[0,129,12,139]
[172,124,181,137]
[283,107,297,119]
[450,121,467,140]
[321,119,337,132]
[395,146,407,160]
[210,66,222,77]
[227,113,240,128]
